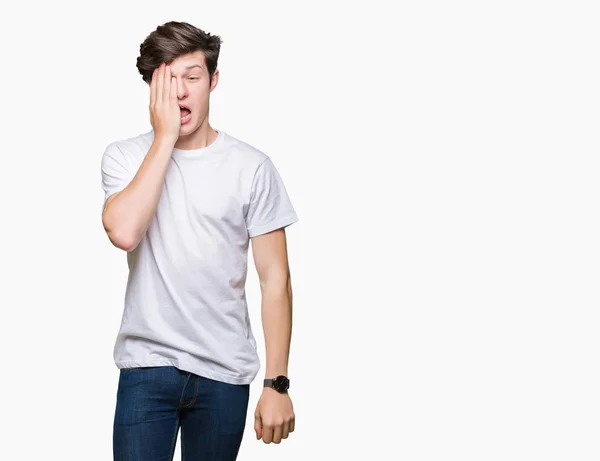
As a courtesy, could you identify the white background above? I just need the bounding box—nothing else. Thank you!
[0,0,598,459]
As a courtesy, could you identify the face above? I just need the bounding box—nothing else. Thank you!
[164,50,219,143]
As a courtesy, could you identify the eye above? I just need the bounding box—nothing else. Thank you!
[189,77,198,81]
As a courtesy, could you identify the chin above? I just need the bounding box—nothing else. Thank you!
[180,122,197,135]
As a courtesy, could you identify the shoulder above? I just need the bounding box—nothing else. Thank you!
[105,130,152,156]
[220,131,270,170]
[101,131,151,166]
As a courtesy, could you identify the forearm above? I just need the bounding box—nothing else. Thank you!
[261,278,293,378]
[102,137,176,251]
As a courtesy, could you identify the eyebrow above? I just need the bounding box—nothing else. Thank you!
[167,64,202,78]
[171,64,202,77]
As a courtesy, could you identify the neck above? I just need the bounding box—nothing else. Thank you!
[174,121,217,150]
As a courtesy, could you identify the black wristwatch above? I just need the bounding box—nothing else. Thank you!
[264,375,290,393]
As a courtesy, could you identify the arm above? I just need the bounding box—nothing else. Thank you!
[102,63,180,252]
[102,137,175,252]
[251,227,293,378]
[251,227,296,444]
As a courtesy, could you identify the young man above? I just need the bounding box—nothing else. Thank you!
[100,21,298,461]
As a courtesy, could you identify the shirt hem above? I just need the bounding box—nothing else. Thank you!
[247,213,299,238]
[115,359,257,385]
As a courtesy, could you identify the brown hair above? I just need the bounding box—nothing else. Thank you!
[136,21,223,84]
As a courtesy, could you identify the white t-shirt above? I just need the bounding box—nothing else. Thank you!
[100,129,299,385]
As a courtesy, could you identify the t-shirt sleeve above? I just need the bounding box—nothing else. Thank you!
[245,157,299,238]
[100,142,137,206]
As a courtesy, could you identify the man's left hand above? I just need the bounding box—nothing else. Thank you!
[254,388,295,444]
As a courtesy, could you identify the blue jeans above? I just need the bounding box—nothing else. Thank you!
[113,366,250,461]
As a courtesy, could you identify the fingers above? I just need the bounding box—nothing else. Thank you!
[255,411,275,444]
[156,63,165,106]
[254,413,262,440]
[149,65,159,126]
[170,73,178,101]
[150,69,155,106]
[162,64,171,103]
[254,407,295,444]
[150,63,178,106]
[261,425,274,444]
[282,421,290,440]
[149,68,156,116]
[272,426,283,444]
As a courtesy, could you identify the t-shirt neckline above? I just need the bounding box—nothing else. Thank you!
[168,129,224,158]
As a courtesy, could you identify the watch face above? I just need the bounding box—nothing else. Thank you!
[274,376,289,391]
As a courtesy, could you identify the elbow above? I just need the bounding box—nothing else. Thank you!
[102,213,138,252]
[105,227,137,252]
[109,231,137,252]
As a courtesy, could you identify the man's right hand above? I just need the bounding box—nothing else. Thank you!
[149,63,181,144]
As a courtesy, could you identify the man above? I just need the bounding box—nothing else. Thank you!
[100,21,298,461]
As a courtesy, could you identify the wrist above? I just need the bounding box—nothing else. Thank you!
[153,135,178,150]
[265,371,288,379]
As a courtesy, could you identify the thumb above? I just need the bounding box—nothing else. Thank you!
[254,413,262,440]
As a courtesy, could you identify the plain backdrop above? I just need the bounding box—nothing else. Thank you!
[0,0,598,460]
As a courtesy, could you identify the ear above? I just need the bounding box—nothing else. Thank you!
[209,68,220,92]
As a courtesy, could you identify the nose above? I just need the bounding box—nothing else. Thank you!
[176,78,188,99]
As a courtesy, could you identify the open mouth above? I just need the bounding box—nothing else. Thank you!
[180,106,192,123]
